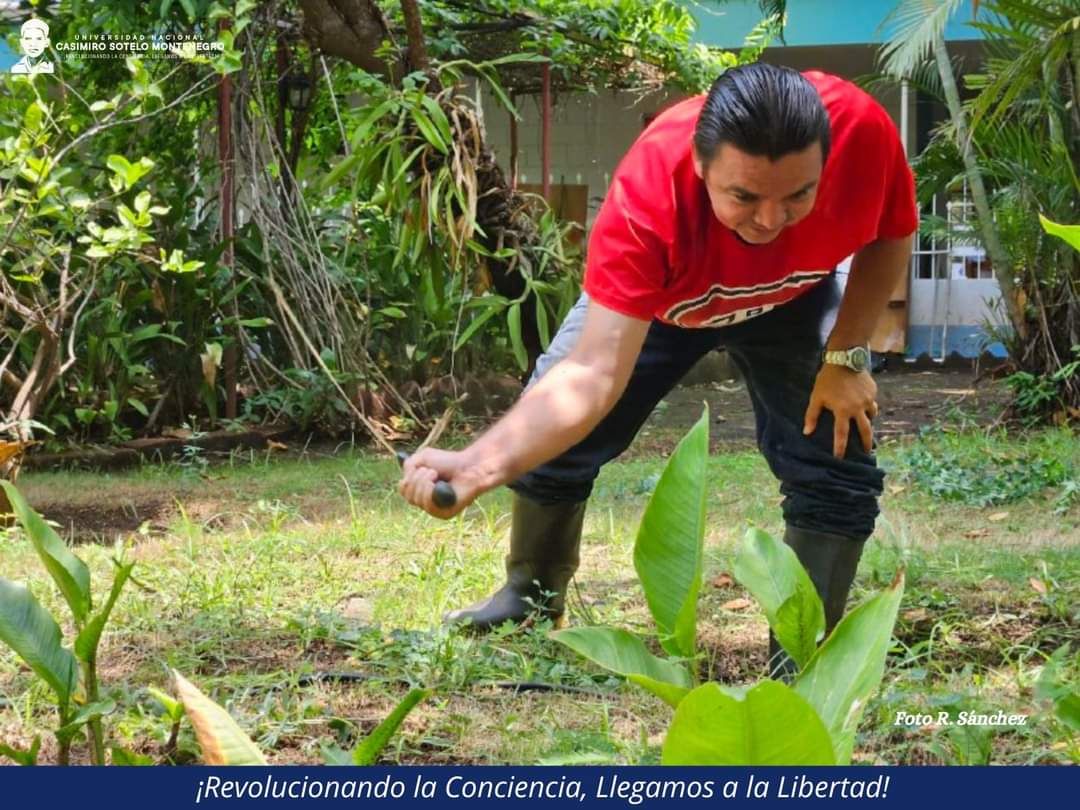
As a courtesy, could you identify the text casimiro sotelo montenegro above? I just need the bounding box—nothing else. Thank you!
[54,32,225,60]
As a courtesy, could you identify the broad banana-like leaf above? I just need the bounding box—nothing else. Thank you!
[633,406,709,658]
[550,626,692,707]
[794,570,905,764]
[0,577,77,703]
[172,670,266,765]
[58,699,117,737]
[110,746,154,765]
[320,743,354,765]
[74,561,134,662]
[734,527,825,670]
[352,687,430,765]
[662,680,835,765]
[0,482,91,623]
[1035,645,1080,733]
[147,686,184,722]
[0,735,41,766]
[1040,214,1080,253]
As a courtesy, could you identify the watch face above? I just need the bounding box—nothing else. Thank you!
[850,347,870,372]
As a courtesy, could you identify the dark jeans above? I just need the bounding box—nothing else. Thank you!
[509,276,883,539]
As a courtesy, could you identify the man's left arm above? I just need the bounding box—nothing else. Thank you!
[803,234,914,457]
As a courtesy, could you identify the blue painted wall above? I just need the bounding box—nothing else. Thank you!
[688,0,983,49]
[0,37,16,72]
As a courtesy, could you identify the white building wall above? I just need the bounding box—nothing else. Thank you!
[479,85,684,227]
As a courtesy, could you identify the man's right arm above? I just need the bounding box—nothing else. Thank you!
[399,300,649,517]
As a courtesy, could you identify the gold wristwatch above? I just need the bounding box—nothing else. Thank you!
[822,346,871,373]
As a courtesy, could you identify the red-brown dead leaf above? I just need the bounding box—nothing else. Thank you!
[903,608,930,622]
[720,598,752,611]
[267,440,288,451]
[964,528,991,539]
[710,572,735,589]
[1029,577,1048,595]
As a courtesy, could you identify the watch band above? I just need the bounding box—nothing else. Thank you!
[822,346,870,372]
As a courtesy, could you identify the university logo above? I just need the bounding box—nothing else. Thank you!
[10,18,53,75]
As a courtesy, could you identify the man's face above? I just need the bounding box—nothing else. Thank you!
[694,142,823,245]
[20,27,49,58]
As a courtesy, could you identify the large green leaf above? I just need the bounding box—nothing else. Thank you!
[172,671,266,765]
[58,699,117,738]
[1035,644,1080,733]
[879,0,968,79]
[1040,214,1080,253]
[0,482,91,624]
[662,681,835,765]
[507,302,528,371]
[410,108,448,154]
[352,687,430,765]
[0,735,41,766]
[734,527,825,670]
[550,626,692,707]
[0,578,78,704]
[794,571,905,764]
[633,406,709,658]
[74,561,134,662]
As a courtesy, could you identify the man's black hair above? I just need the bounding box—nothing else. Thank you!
[694,63,831,165]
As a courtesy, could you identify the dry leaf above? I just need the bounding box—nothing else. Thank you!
[720,598,752,611]
[0,441,29,466]
[903,608,929,622]
[888,484,907,495]
[710,572,734,589]
[1028,577,1048,595]
[171,671,266,765]
[988,511,1010,522]
[964,528,991,539]
[266,440,288,451]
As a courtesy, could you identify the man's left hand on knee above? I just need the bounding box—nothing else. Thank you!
[803,364,879,457]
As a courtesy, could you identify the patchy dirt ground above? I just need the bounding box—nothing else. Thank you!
[635,365,1008,453]
[20,366,1008,542]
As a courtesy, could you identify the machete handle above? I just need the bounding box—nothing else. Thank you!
[395,450,458,510]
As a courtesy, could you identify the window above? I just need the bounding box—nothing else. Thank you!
[962,255,993,280]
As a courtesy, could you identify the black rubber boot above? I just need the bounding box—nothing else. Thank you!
[444,494,585,632]
[767,525,867,680]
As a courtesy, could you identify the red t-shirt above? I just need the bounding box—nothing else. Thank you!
[583,71,918,327]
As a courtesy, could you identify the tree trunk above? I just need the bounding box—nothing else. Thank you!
[933,32,1026,339]
[399,0,430,73]
[5,326,60,443]
[298,0,402,80]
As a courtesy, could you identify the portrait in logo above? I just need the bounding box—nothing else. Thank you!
[11,18,54,75]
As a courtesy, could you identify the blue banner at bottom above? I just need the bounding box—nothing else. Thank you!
[1,766,1075,807]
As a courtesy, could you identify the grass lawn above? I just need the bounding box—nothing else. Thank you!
[1,420,1078,765]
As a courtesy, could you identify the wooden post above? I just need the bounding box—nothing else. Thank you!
[541,56,551,201]
[509,93,518,190]
[218,20,237,421]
